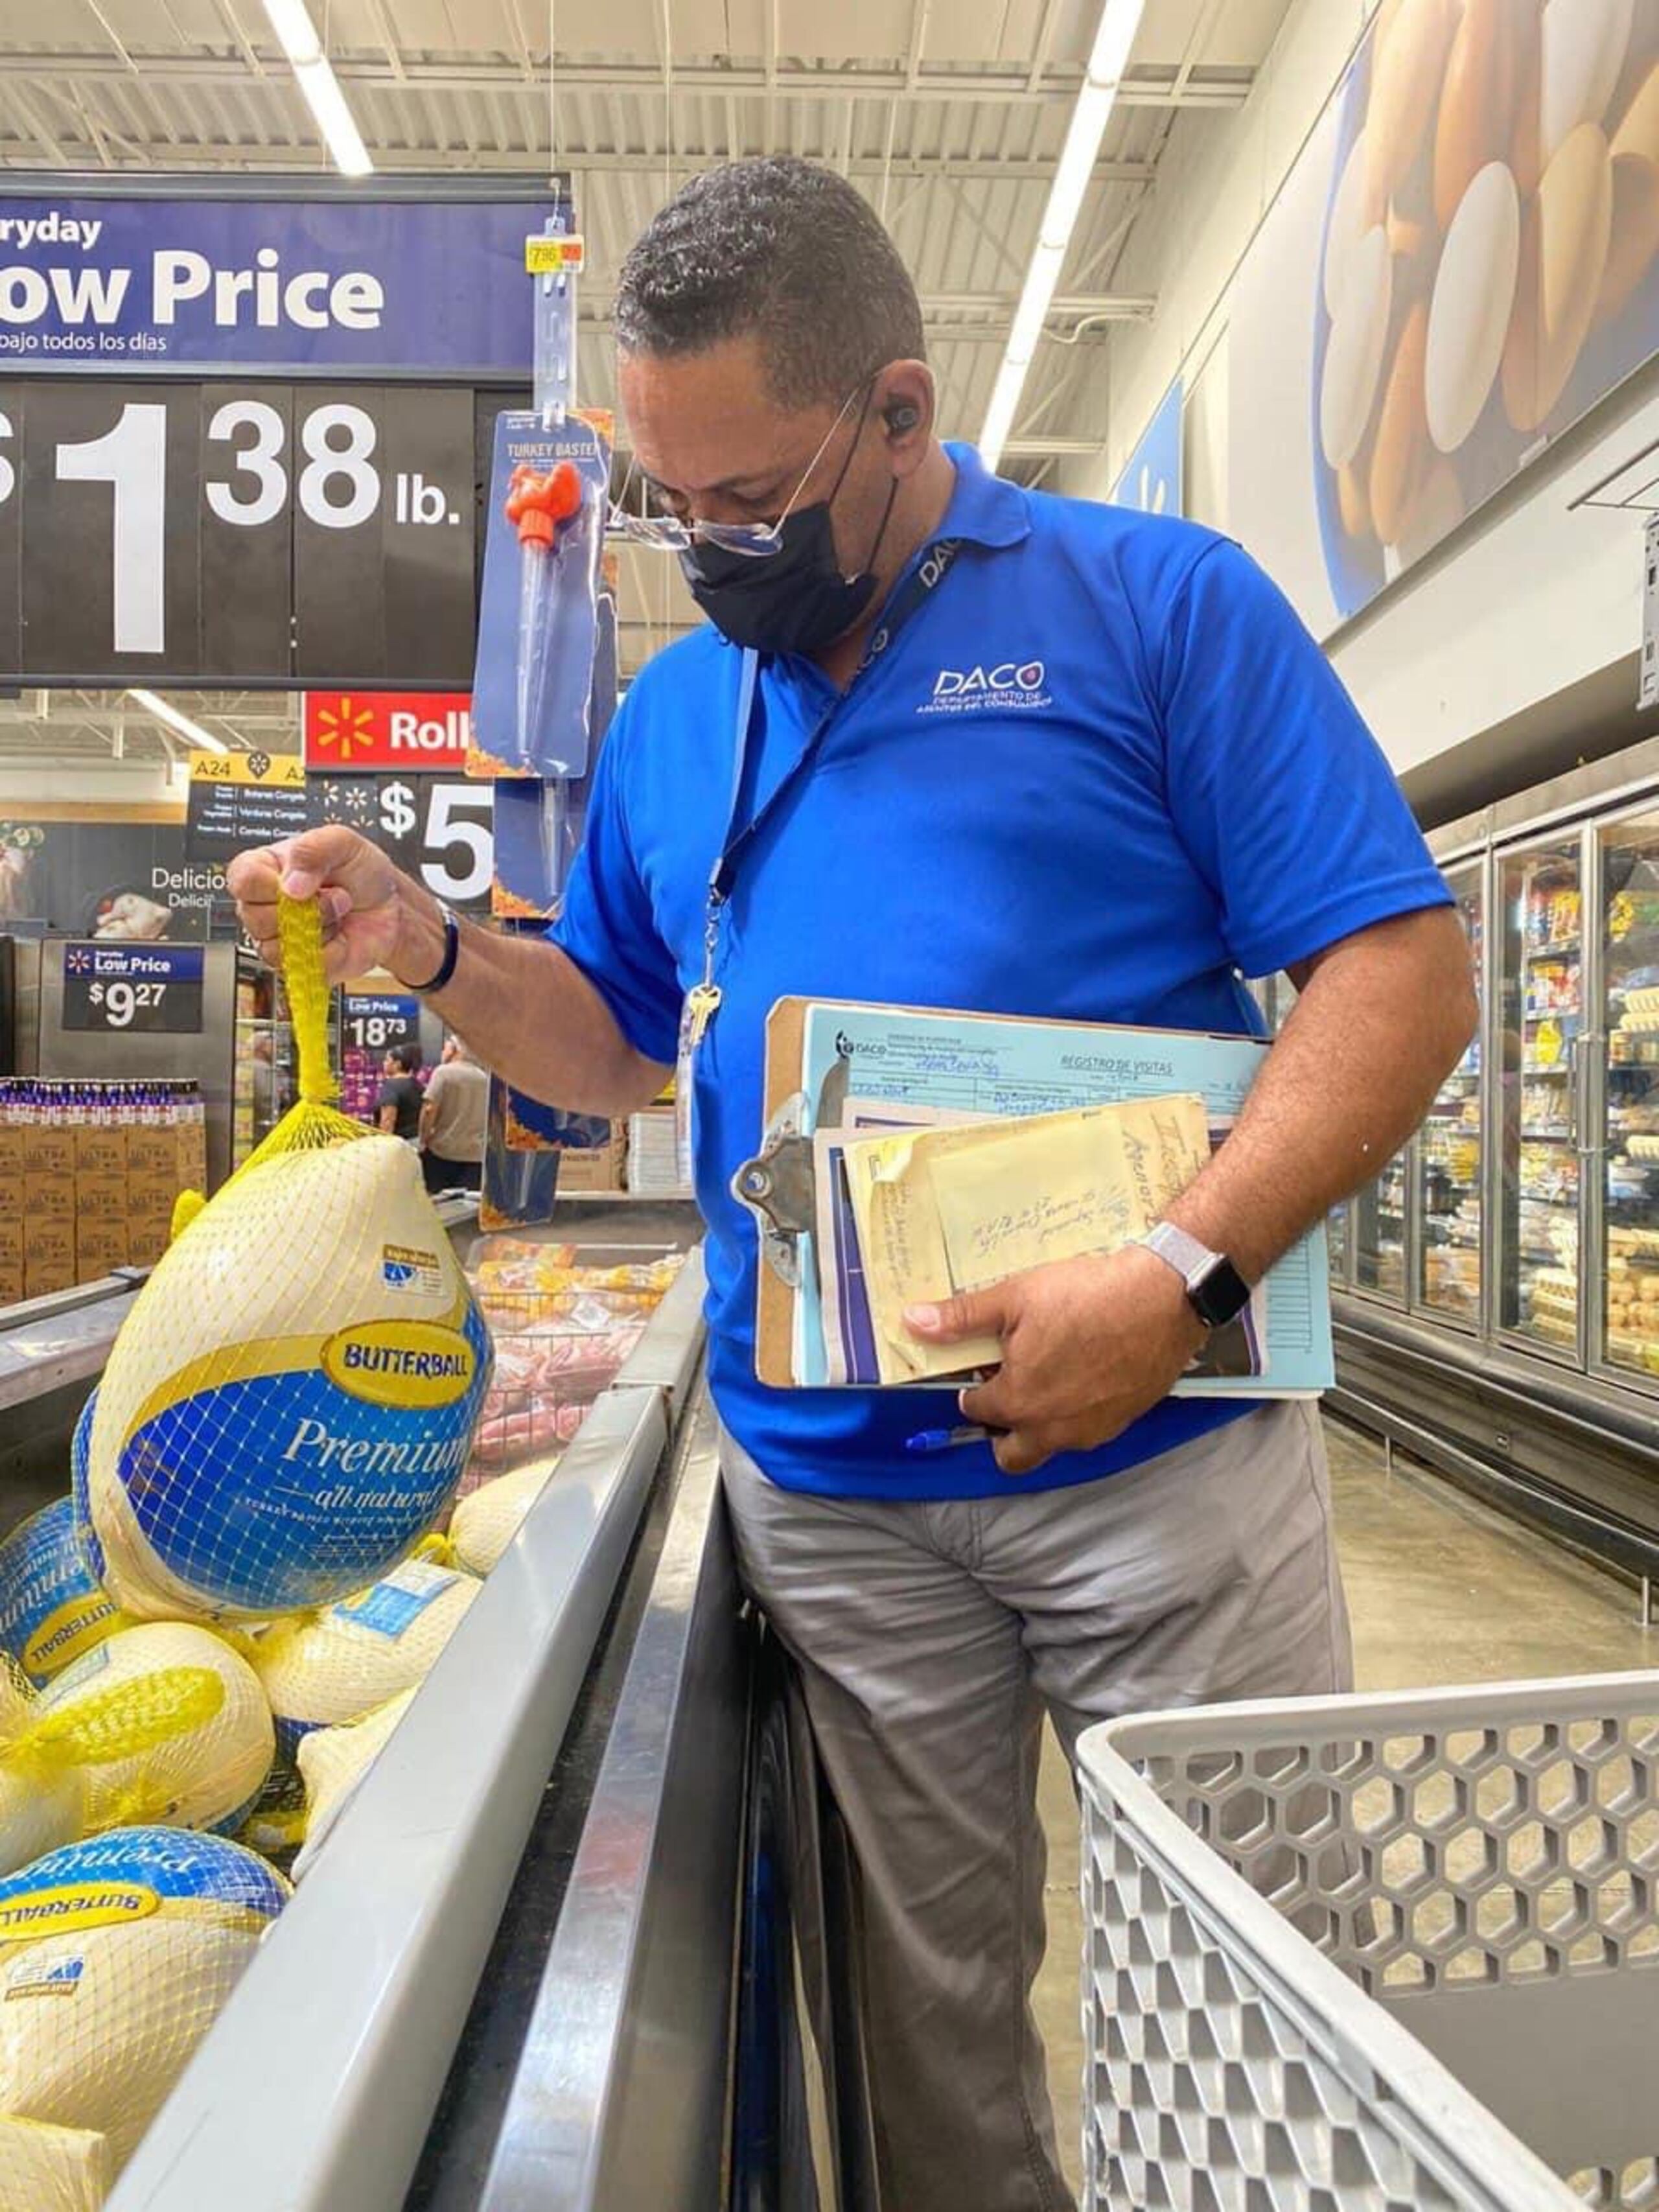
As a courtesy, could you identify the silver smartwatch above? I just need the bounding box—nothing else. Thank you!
[1135,1221,1253,1330]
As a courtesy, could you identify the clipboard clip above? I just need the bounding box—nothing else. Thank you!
[732,1054,850,1288]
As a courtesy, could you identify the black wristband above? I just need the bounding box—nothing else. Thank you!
[397,903,460,995]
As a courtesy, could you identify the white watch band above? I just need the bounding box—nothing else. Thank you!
[1137,1219,1218,1295]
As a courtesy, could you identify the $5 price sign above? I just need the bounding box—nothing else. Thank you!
[314,776,494,911]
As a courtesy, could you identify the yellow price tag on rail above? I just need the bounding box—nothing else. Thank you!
[525,235,585,274]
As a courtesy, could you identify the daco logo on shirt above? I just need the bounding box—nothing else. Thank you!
[919,659,1051,714]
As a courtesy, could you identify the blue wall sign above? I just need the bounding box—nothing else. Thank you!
[1109,378,1183,517]
[0,185,565,378]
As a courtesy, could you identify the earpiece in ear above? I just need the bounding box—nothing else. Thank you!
[885,402,922,435]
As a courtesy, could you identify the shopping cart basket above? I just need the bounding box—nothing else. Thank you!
[1078,1671,1659,2210]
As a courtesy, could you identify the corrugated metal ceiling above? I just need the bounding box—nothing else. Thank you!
[0,0,1292,742]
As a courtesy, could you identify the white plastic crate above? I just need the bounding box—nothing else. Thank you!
[1078,1672,1659,2211]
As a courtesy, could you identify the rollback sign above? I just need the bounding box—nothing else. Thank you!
[303,691,472,773]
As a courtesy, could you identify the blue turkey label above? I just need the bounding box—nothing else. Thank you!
[114,1302,493,1612]
[332,1560,460,1638]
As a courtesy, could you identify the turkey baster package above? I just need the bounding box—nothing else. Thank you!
[470,410,609,780]
[79,896,494,1624]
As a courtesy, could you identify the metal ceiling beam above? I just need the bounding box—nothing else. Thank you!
[0,139,1159,185]
[0,49,1253,108]
[584,289,1150,320]
[3,80,69,167]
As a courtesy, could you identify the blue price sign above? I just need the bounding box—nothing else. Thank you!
[340,993,419,1054]
[61,940,205,1033]
[0,183,567,380]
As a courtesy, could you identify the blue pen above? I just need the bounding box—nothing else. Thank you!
[905,1424,996,1454]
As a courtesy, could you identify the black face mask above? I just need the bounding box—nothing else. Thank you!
[678,483,898,654]
[677,384,901,655]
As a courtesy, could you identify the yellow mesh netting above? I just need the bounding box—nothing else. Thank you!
[171,894,368,1244]
[0,1628,274,1861]
[82,889,493,1625]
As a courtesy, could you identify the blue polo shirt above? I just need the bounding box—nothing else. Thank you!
[551,442,1449,1500]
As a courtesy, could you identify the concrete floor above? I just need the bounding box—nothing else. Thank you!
[1032,1414,1659,2203]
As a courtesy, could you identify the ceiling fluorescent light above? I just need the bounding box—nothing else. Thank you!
[126,689,231,757]
[262,0,374,178]
[979,362,1027,478]
[978,0,1147,474]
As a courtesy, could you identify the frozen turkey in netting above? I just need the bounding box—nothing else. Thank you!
[81,1135,493,1622]
[0,1826,287,2206]
[251,1559,479,1760]
[0,1500,125,1690]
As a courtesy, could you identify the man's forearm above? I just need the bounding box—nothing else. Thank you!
[1166,907,1476,1283]
[386,876,670,1118]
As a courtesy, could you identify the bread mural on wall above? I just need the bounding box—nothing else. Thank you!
[1307,0,1659,618]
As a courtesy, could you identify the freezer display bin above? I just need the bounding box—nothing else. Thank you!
[1331,736,1659,1582]
[0,1196,874,2212]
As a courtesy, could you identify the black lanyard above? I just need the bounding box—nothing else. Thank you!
[683,534,964,1038]
[709,535,964,906]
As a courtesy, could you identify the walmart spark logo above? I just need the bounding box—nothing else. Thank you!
[311,696,377,762]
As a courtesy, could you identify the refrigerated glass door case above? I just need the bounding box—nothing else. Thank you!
[1597,807,1659,1393]
[1352,1153,1408,1303]
[1415,861,1484,1329]
[1496,833,1588,1362]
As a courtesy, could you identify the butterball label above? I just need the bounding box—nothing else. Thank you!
[0,1883,159,1942]
[321,1320,477,1410]
[22,1592,119,1679]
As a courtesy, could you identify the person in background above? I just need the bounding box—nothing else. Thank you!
[375,1042,424,1143]
[419,1036,487,1193]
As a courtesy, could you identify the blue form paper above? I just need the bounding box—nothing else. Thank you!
[793,1001,1333,1395]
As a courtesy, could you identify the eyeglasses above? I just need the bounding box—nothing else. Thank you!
[609,377,876,558]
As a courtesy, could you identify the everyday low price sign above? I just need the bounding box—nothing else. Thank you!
[0,185,566,378]
[340,992,420,1054]
[303,690,472,773]
[61,940,205,1032]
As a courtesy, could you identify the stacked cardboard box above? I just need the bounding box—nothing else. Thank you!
[0,1083,207,1307]
[555,1124,629,1194]
[626,1107,691,1199]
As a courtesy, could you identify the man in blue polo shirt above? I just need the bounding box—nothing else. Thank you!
[232,157,1474,2212]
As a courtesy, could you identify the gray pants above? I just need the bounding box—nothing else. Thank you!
[721,1400,1354,2212]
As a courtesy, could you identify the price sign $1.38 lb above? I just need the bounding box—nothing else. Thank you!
[0,378,482,685]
